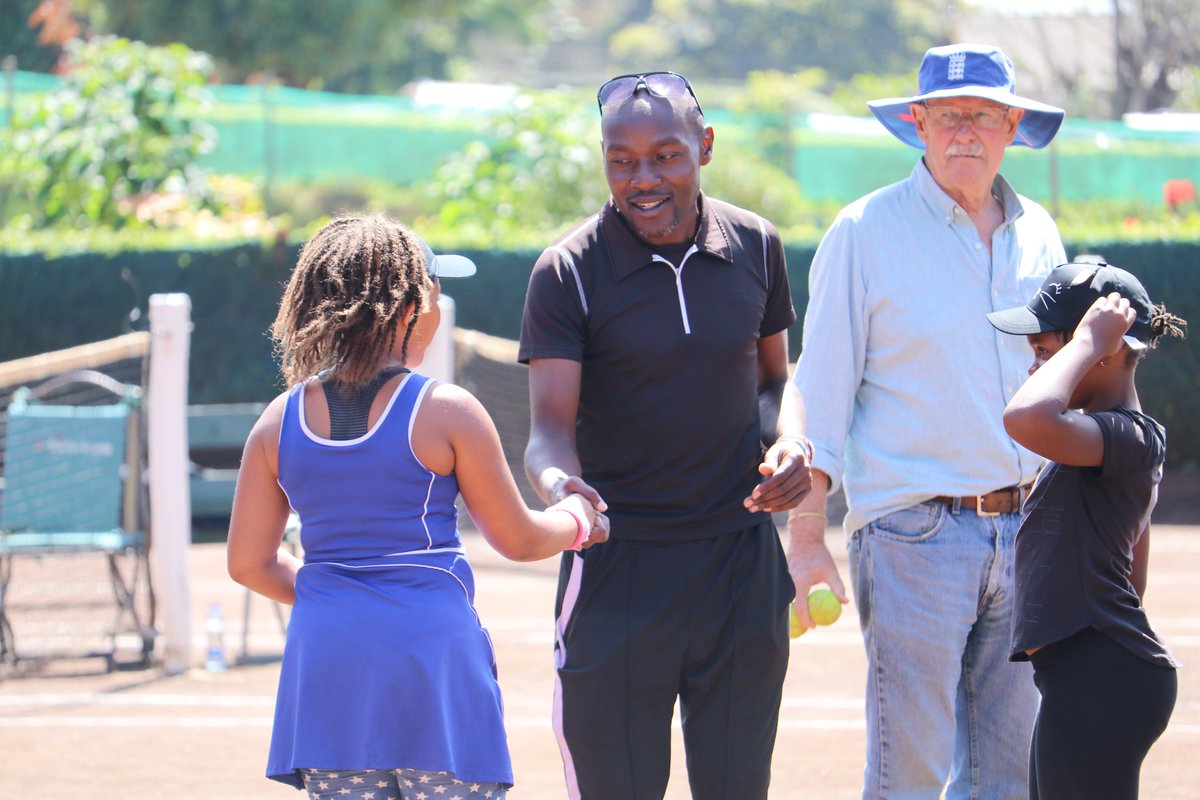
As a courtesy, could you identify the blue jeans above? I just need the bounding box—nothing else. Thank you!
[847,501,1037,800]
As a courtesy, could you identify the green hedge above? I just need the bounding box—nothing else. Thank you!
[2,240,1197,468]
[0,245,295,404]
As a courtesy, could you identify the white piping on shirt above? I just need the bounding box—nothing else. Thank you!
[652,244,700,334]
[553,214,772,336]
[407,377,438,549]
[295,372,412,447]
[757,217,769,285]
[553,243,590,316]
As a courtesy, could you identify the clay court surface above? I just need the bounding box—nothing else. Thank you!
[1,525,1197,799]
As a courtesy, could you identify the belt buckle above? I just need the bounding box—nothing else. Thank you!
[976,494,1000,517]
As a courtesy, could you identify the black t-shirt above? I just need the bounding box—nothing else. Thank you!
[1010,406,1178,668]
[518,196,796,541]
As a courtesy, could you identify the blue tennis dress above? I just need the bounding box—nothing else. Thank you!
[266,372,513,789]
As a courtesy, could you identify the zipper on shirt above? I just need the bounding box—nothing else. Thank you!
[652,245,699,334]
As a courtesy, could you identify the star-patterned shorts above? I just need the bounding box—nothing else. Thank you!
[300,768,508,800]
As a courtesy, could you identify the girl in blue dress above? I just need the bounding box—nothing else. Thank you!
[228,214,603,799]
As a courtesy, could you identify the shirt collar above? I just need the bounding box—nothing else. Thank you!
[599,193,734,282]
[912,159,1027,227]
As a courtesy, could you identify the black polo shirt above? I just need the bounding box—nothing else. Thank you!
[519,195,796,541]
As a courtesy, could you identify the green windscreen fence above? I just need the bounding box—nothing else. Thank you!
[788,113,1200,205]
[7,70,1200,203]
[196,83,489,183]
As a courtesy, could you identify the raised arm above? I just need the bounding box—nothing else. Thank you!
[1003,294,1136,467]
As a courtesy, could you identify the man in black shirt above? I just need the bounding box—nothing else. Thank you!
[519,72,813,799]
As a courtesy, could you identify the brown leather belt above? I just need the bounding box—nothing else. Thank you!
[931,485,1026,516]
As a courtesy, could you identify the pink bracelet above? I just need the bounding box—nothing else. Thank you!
[552,508,589,551]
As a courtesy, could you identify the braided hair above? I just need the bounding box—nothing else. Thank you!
[1129,303,1188,366]
[271,215,432,388]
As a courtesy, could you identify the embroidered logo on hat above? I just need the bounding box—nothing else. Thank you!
[987,262,1154,351]
[948,52,966,81]
[1033,268,1094,312]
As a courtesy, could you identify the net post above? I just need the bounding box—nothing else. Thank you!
[148,294,194,674]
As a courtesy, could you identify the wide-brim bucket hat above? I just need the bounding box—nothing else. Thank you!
[867,43,1065,150]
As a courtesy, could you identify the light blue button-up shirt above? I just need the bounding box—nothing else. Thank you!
[794,160,1066,533]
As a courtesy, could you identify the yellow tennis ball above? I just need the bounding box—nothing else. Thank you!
[807,588,842,626]
[789,604,806,638]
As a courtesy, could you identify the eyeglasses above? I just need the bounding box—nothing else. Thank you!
[597,71,704,115]
[920,103,1012,130]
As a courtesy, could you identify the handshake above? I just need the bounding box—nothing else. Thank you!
[545,473,610,551]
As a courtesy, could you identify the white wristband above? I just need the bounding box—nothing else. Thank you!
[777,435,815,463]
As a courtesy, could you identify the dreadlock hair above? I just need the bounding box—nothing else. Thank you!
[1128,303,1188,366]
[271,214,433,388]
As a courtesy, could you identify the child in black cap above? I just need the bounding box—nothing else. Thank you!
[987,261,1187,800]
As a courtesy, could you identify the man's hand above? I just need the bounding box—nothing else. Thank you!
[583,512,610,549]
[786,513,847,630]
[548,473,607,512]
[548,473,610,548]
[743,438,813,513]
[552,491,610,549]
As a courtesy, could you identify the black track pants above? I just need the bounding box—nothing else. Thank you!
[551,521,794,800]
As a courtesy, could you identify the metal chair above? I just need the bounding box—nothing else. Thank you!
[0,371,155,670]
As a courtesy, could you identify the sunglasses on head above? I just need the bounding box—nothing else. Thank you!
[596,71,704,115]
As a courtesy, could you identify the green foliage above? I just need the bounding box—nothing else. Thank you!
[1056,204,1200,247]
[416,91,608,248]
[605,0,942,82]
[263,178,425,232]
[828,72,920,115]
[702,156,835,243]
[1,36,217,229]
[412,87,839,249]
[732,70,837,113]
[92,0,550,93]
[1171,65,1200,111]
[0,174,290,257]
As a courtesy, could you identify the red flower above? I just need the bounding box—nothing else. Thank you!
[1163,179,1197,211]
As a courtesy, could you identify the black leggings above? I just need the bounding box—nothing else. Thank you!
[1028,627,1176,800]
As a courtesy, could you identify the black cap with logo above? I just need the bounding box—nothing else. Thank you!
[987,262,1152,351]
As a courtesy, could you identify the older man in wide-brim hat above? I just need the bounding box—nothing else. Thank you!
[782,43,1067,799]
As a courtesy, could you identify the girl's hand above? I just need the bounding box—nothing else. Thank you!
[550,492,609,549]
[1076,292,1136,359]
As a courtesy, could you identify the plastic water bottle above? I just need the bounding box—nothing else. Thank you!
[204,602,227,672]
